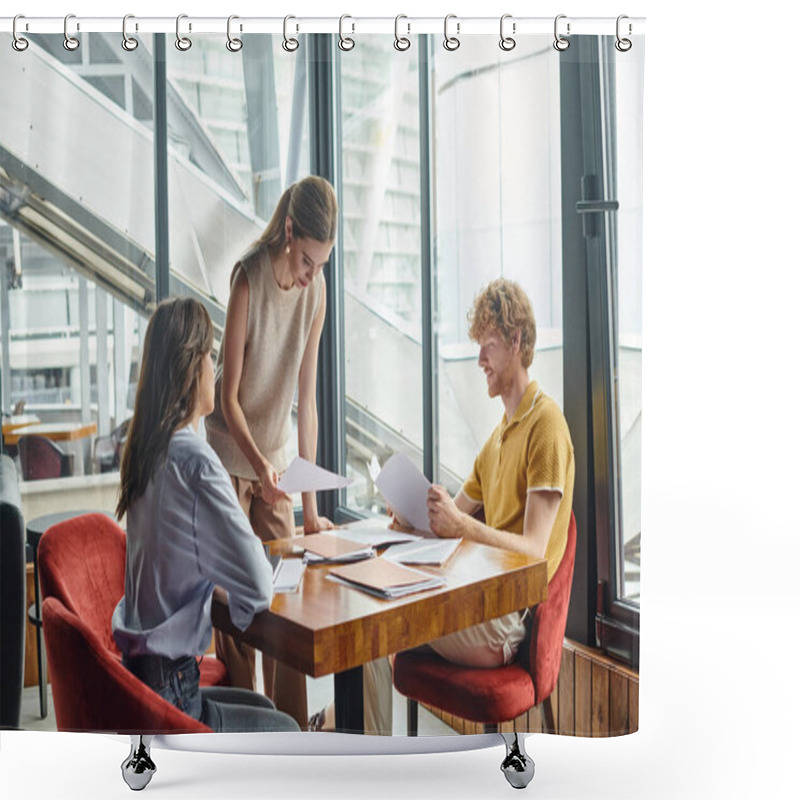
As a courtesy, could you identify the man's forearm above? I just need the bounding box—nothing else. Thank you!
[458,514,546,560]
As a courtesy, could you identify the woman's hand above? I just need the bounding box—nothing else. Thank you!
[303,515,334,534]
[257,459,291,505]
[387,505,414,532]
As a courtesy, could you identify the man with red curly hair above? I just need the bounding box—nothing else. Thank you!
[426,278,575,667]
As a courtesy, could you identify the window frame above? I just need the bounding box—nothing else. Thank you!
[559,35,639,668]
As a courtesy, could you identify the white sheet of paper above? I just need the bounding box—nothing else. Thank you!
[277,456,353,493]
[374,452,432,533]
[331,521,421,548]
[383,538,461,566]
[273,558,306,593]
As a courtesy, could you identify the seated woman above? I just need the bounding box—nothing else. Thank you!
[111,297,298,733]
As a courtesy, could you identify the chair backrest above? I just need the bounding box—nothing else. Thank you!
[38,513,127,654]
[41,596,210,733]
[527,511,578,704]
[93,417,131,473]
[112,418,131,469]
[18,434,72,480]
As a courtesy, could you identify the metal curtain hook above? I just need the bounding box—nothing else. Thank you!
[339,14,355,51]
[615,15,632,52]
[283,15,299,52]
[394,15,411,51]
[443,14,460,51]
[499,13,516,51]
[175,14,192,51]
[63,13,80,51]
[553,14,570,51]
[122,14,139,51]
[227,15,243,52]
[12,14,29,52]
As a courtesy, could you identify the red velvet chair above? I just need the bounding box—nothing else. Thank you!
[18,434,74,480]
[393,512,577,734]
[41,596,210,733]
[37,512,229,688]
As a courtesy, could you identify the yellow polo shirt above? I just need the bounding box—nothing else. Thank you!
[461,381,574,582]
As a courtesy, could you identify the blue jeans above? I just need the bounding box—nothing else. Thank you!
[126,654,299,733]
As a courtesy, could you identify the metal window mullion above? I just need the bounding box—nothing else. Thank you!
[308,34,345,519]
[578,37,619,617]
[153,33,170,303]
[418,35,439,485]
[113,299,128,425]
[95,287,110,437]
[78,276,91,424]
[560,38,598,647]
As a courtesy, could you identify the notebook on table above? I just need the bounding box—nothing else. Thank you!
[327,556,445,599]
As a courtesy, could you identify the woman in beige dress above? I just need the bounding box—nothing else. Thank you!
[205,176,337,728]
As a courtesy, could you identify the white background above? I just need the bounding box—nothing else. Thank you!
[2,1,799,798]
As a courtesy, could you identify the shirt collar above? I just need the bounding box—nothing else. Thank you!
[502,380,541,429]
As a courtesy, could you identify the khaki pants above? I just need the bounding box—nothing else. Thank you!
[429,611,528,668]
[363,657,393,735]
[213,477,308,728]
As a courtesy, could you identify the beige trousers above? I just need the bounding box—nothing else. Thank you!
[429,611,528,668]
[213,477,308,728]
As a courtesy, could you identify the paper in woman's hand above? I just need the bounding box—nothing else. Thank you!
[277,457,353,493]
[373,452,432,533]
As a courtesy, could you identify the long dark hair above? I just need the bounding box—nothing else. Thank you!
[256,175,338,257]
[116,297,213,520]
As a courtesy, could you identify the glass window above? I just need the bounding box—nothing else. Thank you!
[432,37,563,490]
[167,34,309,306]
[1,34,153,474]
[612,47,644,606]
[339,38,422,514]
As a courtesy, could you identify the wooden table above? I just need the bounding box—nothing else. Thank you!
[4,421,98,475]
[2,421,98,447]
[2,414,41,436]
[211,539,548,733]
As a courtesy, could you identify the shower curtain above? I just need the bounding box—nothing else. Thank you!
[0,19,644,741]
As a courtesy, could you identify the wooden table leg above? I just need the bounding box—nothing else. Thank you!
[334,666,364,734]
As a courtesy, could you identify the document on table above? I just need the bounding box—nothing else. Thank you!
[327,557,445,600]
[372,452,432,533]
[383,538,462,566]
[265,551,306,594]
[331,518,421,548]
[295,533,375,564]
[277,457,353,493]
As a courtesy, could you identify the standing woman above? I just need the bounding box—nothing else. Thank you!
[205,175,337,728]
[112,297,298,733]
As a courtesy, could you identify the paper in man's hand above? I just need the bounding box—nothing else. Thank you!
[373,452,432,533]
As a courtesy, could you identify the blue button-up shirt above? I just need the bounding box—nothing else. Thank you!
[112,426,273,660]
